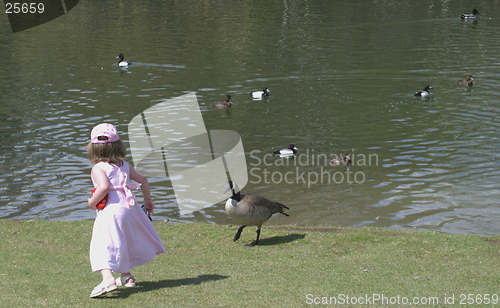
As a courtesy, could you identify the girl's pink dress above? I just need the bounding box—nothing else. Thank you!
[89,161,165,273]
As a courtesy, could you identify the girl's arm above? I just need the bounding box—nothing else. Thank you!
[88,166,109,210]
[129,164,154,216]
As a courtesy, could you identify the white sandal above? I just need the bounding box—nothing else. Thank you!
[90,278,117,298]
[116,275,136,287]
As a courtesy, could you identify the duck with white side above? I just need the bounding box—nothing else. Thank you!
[461,9,478,19]
[116,53,132,67]
[273,144,298,156]
[414,85,433,97]
[250,87,270,99]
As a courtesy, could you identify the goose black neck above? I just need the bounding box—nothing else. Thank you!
[232,190,241,202]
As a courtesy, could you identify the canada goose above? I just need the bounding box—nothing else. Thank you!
[414,85,432,97]
[274,144,298,155]
[224,181,289,246]
[212,95,232,108]
[116,53,132,67]
[250,87,270,99]
[461,9,478,19]
[457,75,474,86]
[330,152,352,165]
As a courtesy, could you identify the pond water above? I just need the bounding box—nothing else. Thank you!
[2,0,500,235]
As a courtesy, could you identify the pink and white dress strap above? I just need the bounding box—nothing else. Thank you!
[111,170,142,207]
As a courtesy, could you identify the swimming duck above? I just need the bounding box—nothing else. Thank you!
[116,53,132,67]
[330,152,352,166]
[224,181,289,246]
[414,85,433,97]
[212,95,232,108]
[273,144,298,155]
[250,87,270,99]
[457,75,474,86]
[461,9,478,19]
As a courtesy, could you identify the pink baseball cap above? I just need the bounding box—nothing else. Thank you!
[90,123,119,143]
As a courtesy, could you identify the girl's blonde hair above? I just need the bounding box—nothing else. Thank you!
[86,139,127,165]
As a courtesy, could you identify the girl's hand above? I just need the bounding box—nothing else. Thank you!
[143,199,154,216]
[129,164,154,217]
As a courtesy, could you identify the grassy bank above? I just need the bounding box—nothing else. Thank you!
[1,219,499,307]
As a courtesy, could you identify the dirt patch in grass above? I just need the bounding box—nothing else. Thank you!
[266,226,347,233]
[482,237,500,245]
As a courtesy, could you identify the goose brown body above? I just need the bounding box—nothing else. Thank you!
[225,194,288,226]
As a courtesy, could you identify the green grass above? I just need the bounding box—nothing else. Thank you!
[1,219,499,307]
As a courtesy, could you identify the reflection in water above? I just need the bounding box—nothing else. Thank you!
[2,1,500,234]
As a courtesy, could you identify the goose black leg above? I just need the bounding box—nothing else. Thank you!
[246,228,261,246]
[233,225,246,242]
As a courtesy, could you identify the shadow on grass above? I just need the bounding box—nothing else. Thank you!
[100,274,229,299]
[252,233,306,246]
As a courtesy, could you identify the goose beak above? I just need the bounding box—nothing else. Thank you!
[224,181,235,194]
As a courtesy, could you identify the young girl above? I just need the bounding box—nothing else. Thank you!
[86,123,165,298]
